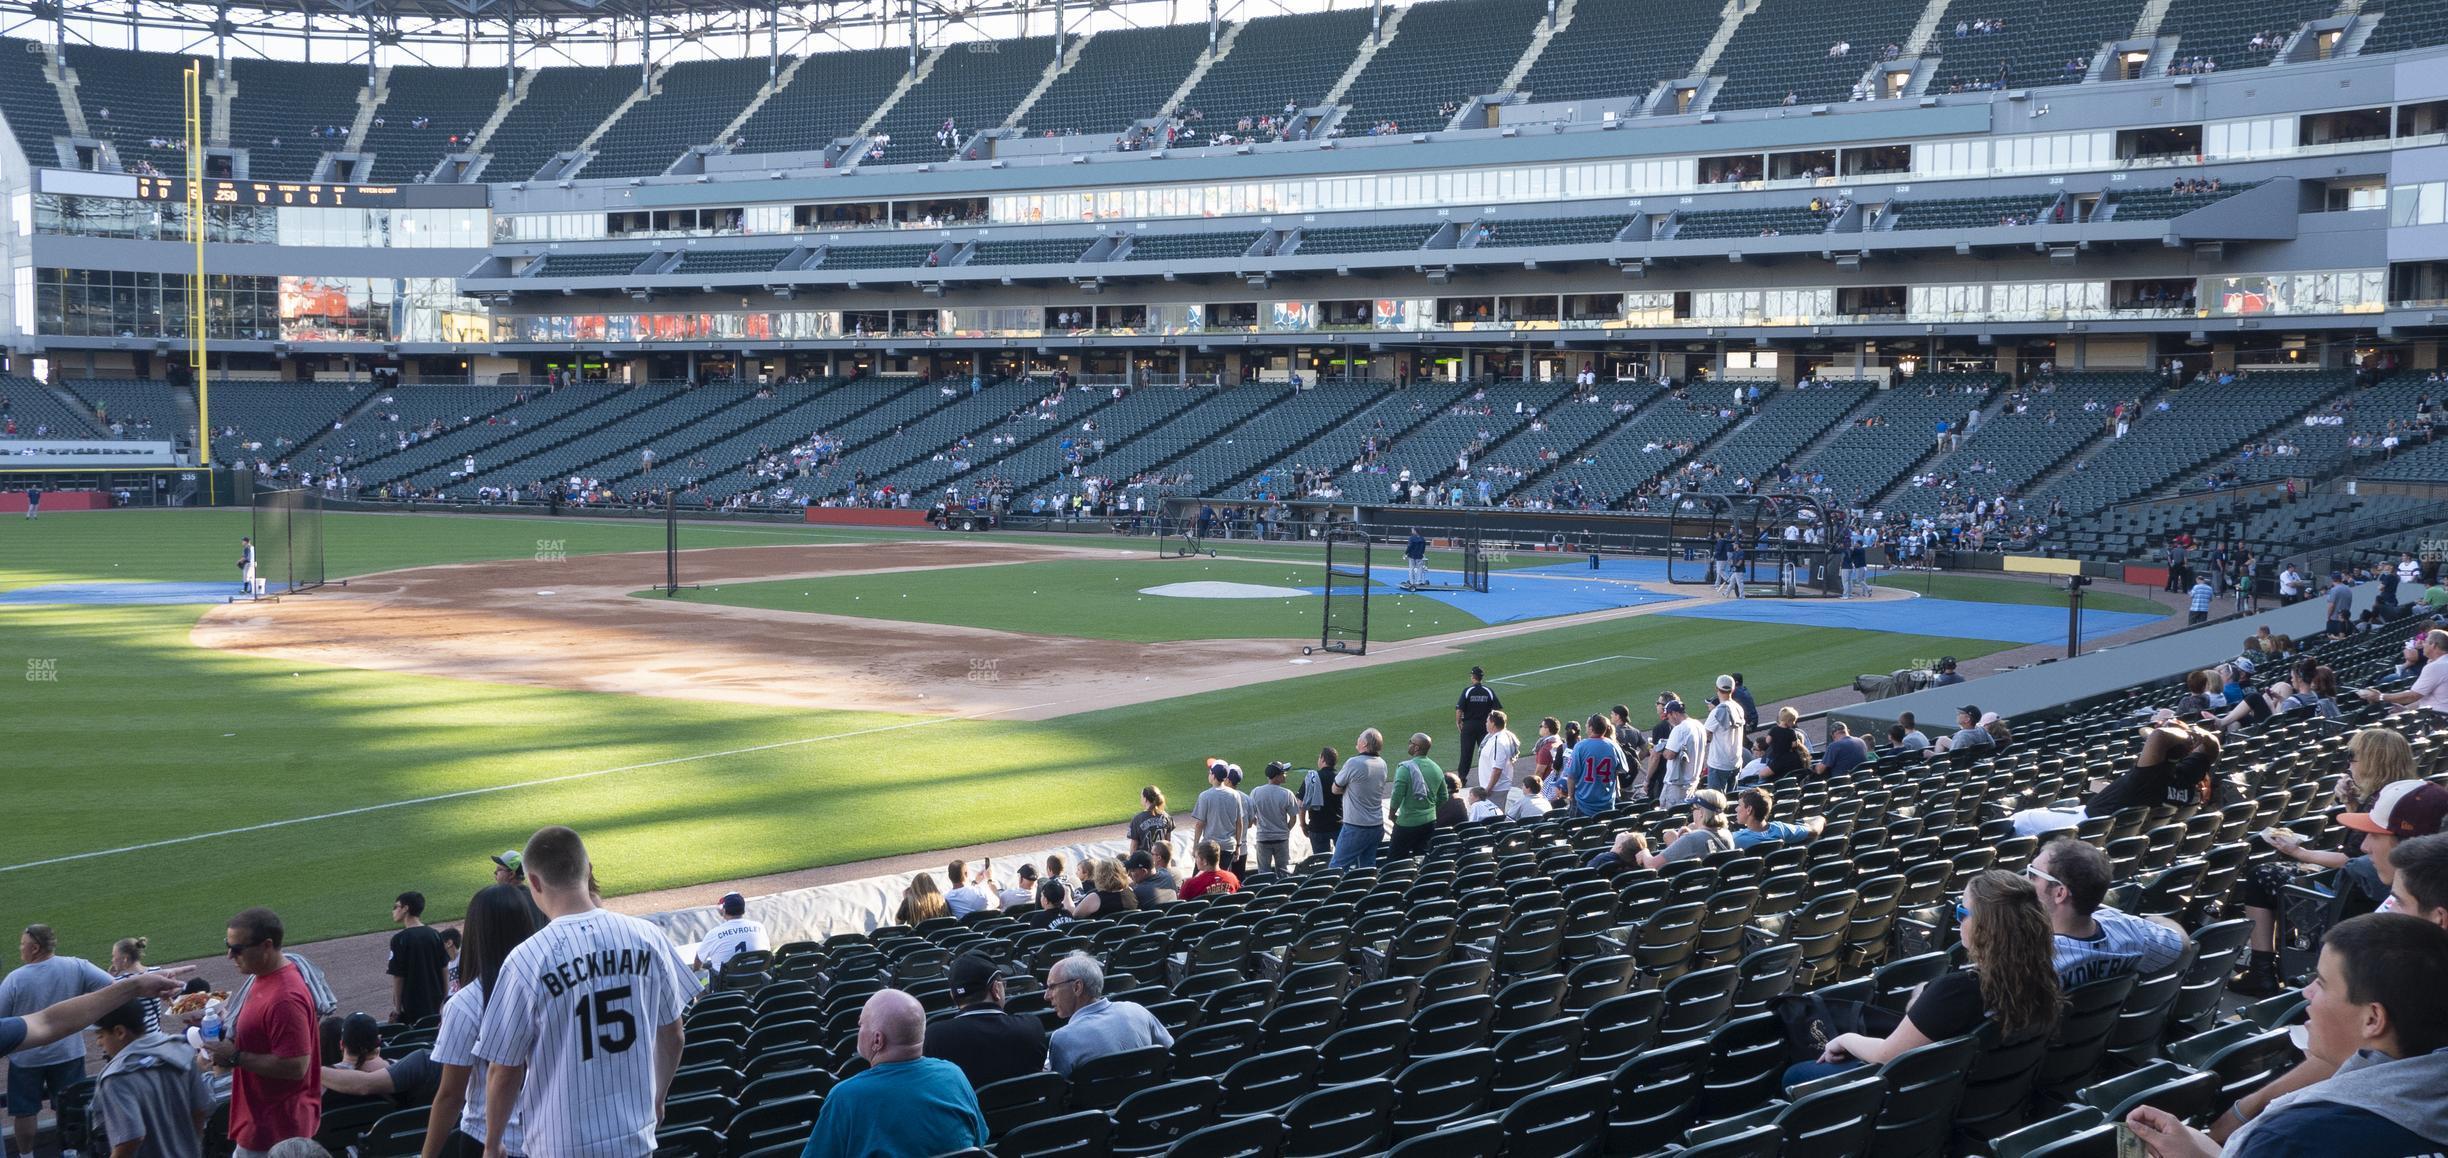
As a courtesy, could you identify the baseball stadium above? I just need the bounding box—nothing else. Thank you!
[5,0,2448,1151]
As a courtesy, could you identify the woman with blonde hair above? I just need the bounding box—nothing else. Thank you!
[108,936,164,1032]
[1783,869,2060,1089]
[896,872,951,926]
[1765,705,1812,778]
[2232,726,2415,993]
[1069,858,1141,918]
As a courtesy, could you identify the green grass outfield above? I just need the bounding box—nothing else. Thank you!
[6,509,2010,960]
[1874,572,2168,617]
[648,557,1496,642]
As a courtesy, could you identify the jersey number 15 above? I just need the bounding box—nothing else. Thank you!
[574,985,637,1060]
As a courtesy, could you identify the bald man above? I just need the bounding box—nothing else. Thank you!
[797,990,984,1158]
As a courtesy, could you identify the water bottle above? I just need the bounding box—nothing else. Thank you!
[200,1006,223,1042]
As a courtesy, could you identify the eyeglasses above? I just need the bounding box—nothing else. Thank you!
[224,940,256,958]
[2024,865,2062,888]
[1954,901,1971,923]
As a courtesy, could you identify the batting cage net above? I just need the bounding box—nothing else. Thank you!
[1313,524,1371,656]
[251,487,327,596]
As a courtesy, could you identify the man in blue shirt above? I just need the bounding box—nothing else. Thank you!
[1404,530,1428,589]
[2128,914,2448,1158]
[2027,839,2187,988]
[2188,577,2215,625]
[1565,715,1625,817]
[800,989,986,1158]
[1813,721,1871,779]
[1046,953,1172,1077]
[1731,788,1823,850]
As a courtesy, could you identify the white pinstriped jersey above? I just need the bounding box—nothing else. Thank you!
[474,909,696,1158]
[429,981,519,1153]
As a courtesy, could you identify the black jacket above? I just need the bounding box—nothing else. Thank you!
[925,1006,1049,1089]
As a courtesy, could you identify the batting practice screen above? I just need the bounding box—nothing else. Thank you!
[251,487,327,594]
[1317,525,1371,656]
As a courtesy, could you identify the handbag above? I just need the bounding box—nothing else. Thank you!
[1771,992,1905,1063]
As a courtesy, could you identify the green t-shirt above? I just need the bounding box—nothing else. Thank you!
[2426,585,2448,611]
[1391,756,1446,828]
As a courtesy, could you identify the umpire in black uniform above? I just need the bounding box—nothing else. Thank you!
[1457,665,1503,787]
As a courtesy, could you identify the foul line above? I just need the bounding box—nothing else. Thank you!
[1488,654,1658,685]
[0,702,1059,875]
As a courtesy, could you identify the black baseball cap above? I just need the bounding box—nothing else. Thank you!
[1126,851,1153,871]
[1470,665,1485,678]
[947,954,1000,1002]
[1264,760,1290,780]
[1959,704,1980,718]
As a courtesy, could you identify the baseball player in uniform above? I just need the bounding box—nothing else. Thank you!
[476,827,696,1158]
[1404,531,1428,589]
[1455,665,1502,786]
[239,537,257,593]
[692,893,768,977]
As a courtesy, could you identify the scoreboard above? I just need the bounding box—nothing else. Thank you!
[131,177,410,208]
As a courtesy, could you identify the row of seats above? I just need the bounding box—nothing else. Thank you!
[1686,382,1871,494]
[1337,0,1548,133]
[733,47,912,160]
[1675,206,1835,241]
[226,58,365,181]
[65,44,199,177]
[1289,225,1436,256]
[2156,0,2340,70]
[359,66,500,182]
[1478,384,1667,504]
[1022,23,1211,139]
[868,36,1061,166]
[674,249,797,275]
[1518,0,1722,106]
[1708,0,1922,110]
[1924,0,2150,94]
[0,376,105,438]
[1174,9,1375,139]
[1790,374,2001,506]
[484,66,636,183]
[1124,232,1262,262]
[2109,181,2265,221]
[1880,372,2152,518]
[1879,196,2062,231]
[969,238,1093,266]
[2031,370,2349,517]
[587,57,771,180]
[0,38,73,161]
[1473,215,1631,248]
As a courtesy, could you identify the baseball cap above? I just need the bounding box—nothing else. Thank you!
[946,954,1000,1002]
[1125,851,1153,871]
[1938,656,1958,670]
[1959,705,1981,718]
[2339,781,2448,840]
[1471,665,1485,678]
[1715,675,1736,691]
[1264,760,1291,780]
[1208,759,1231,779]
[719,892,746,917]
[491,850,524,875]
[1662,699,1685,714]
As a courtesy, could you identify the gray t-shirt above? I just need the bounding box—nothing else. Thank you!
[1660,827,1732,864]
[1189,786,1249,853]
[2327,583,2353,616]
[1336,754,1390,827]
[93,1035,215,1158]
[1249,783,1300,842]
[0,955,114,1066]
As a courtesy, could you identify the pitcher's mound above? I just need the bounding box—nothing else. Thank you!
[1141,581,1309,599]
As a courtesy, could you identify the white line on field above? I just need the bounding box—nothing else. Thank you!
[0,702,1060,874]
[1488,654,1657,684]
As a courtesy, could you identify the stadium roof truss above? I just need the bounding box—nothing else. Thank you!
[4,0,1346,63]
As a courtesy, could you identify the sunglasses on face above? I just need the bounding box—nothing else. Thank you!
[2024,865,2062,888]
[224,940,259,958]
[1954,901,1971,923]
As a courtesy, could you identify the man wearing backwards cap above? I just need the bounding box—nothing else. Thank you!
[921,955,1045,1090]
[693,893,768,975]
[1189,760,1250,876]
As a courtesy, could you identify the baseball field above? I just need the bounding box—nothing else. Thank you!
[2,509,2163,961]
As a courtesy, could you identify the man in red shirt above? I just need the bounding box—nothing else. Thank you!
[1177,840,1241,901]
[199,908,318,1157]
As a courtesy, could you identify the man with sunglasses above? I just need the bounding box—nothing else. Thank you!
[198,908,320,1158]
[2025,839,2187,988]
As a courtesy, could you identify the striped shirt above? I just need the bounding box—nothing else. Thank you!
[2189,583,2213,612]
[475,909,698,1158]
[429,981,518,1152]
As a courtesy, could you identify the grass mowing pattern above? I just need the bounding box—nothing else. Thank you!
[648,557,1496,642]
[8,510,2009,958]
